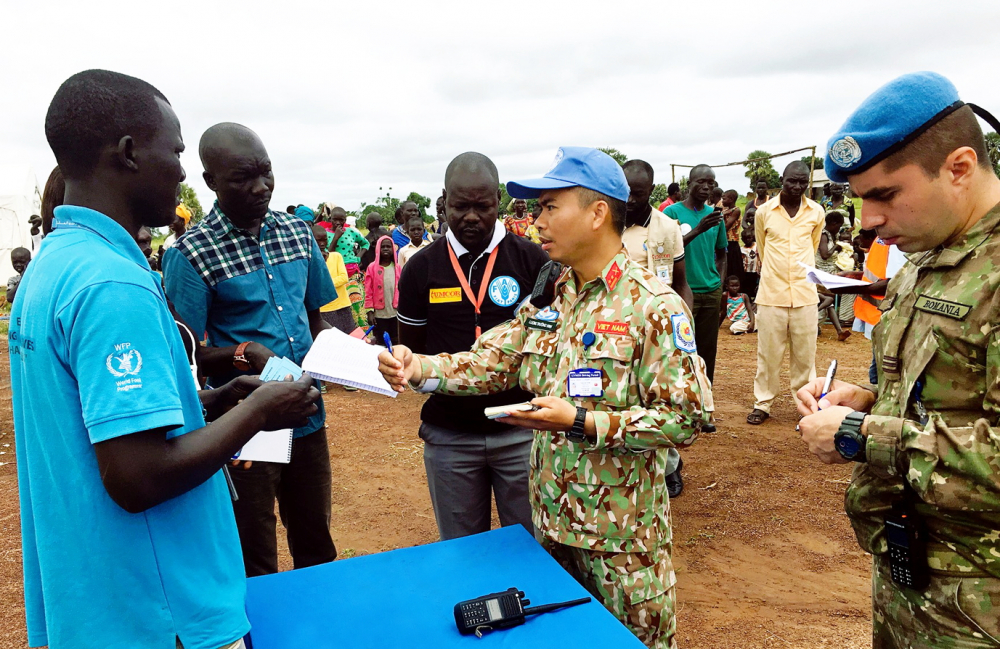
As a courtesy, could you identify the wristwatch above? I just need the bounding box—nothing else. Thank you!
[566,407,588,443]
[834,411,868,462]
[233,341,254,371]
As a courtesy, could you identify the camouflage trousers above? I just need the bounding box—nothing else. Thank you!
[542,538,677,649]
[872,556,1000,648]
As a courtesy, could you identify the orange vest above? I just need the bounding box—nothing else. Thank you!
[854,241,889,325]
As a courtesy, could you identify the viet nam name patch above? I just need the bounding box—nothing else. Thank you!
[914,295,971,320]
[595,321,629,336]
[430,287,462,304]
[671,313,697,353]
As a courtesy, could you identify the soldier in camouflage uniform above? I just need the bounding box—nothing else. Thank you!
[379,147,714,648]
[797,72,1000,648]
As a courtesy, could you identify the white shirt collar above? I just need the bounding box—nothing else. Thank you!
[445,221,506,256]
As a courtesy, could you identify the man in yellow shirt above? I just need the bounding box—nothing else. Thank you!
[747,161,824,425]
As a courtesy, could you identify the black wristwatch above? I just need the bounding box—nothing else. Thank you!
[566,407,588,443]
[834,411,868,462]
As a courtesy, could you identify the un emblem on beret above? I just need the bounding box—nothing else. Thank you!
[830,136,862,168]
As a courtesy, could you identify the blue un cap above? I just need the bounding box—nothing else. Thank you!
[507,147,630,203]
[824,71,988,183]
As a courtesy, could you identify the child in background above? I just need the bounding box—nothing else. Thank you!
[815,211,845,274]
[834,230,857,272]
[7,247,31,305]
[720,275,755,335]
[398,217,431,268]
[740,227,760,301]
[363,236,400,345]
[313,225,356,334]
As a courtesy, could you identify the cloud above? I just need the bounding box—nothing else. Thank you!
[4,0,1000,209]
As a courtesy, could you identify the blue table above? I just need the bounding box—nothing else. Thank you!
[245,525,644,648]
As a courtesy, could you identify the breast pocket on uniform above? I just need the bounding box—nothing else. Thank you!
[586,335,636,407]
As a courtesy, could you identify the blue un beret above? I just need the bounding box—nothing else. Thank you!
[824,72,964,183]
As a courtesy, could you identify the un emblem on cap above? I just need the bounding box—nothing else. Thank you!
[547,148,565,174]
[829,136,862,168]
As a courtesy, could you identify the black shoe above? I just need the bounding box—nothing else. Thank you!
[666,458,684,498]
[702,422,717,433]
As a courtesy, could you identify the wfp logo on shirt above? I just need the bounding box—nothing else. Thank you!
[489,276,520,307]
[107,342,144,392]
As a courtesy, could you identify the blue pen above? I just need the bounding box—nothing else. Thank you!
[364,324,376,337]
[383,332,394,355]
[818,360,838,405]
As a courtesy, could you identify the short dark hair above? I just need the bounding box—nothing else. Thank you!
[366,212,383,227]
[406,216,424,229]
[287,205,297,213]
[726,275,740,284]
[722,189,738,200]
[622,159,654,182]
[576,188,626,235]
[444,152,499,188]
[882,105,991,178]
[825,211,846,227]
[667,182,680,194]
[45,70,168,179]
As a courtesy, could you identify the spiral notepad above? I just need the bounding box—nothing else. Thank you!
[302,328,398,397]
[237,429,293,463]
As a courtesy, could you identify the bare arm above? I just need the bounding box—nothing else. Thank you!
[671,258,695,312]
[828,278,890,296]
[94,374,320,513]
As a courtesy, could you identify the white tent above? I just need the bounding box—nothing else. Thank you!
[0,165,41,284]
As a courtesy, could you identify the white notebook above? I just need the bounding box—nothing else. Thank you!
[237,429,293,463]
[302,328,398,397]
[797,262,869,289]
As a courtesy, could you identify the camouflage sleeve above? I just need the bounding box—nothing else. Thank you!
[586,294,714,452]
[865,324,1000,503]
[415,313,527,396]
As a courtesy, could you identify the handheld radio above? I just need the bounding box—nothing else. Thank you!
[530,261,562,308]
[454,587,591,638]
[884,506,930,590]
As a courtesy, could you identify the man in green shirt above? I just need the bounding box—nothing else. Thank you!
[663,165,727,383]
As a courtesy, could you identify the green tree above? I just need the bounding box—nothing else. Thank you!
[405,191,432,221]
[743,150,780,190]
[985,132,1000,177]
[678,176,689,195]
[598,147,628,167]
[650,183,668,207]
[178,182,204,223]
[358,187,402,228]
[499,183,513,215]
[800,155,824,171]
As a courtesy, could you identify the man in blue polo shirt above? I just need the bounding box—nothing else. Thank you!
[12,69,321,649]
[163,122,339,577]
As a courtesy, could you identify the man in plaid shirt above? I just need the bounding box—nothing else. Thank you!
[163,122,338,577]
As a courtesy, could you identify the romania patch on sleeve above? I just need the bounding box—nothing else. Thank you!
[671,313,697,353]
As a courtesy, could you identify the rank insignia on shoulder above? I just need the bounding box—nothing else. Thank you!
[605,262,623,291]
[671,313,697,353]
[913,295,971,320]
[883,356,901,374]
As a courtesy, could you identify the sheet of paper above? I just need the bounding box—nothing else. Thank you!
[797,262,870,289]
[302,328,397,397]
[236,429,293,463]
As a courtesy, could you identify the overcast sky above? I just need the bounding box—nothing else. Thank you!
[6,0,1000,214]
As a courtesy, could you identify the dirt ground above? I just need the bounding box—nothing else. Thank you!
[0,325,876,648]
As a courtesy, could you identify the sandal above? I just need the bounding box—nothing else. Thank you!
[746,409,770,425]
